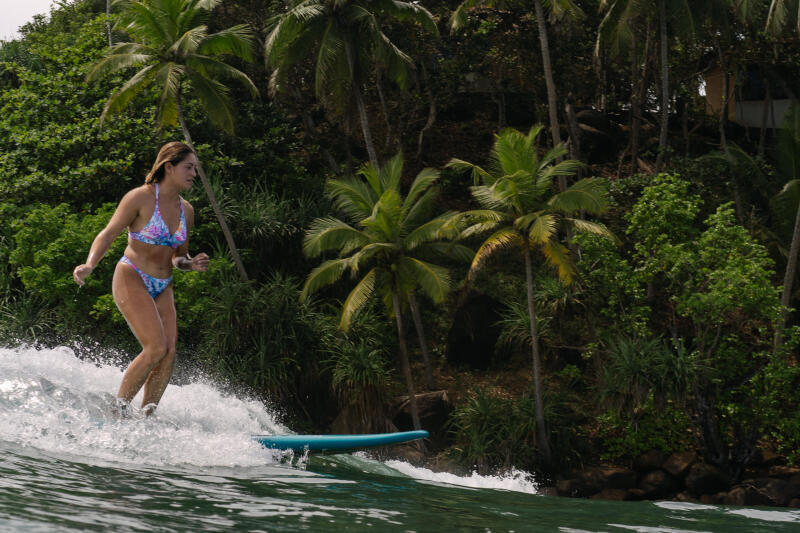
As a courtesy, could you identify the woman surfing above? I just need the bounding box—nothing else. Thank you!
[73,142,209,416]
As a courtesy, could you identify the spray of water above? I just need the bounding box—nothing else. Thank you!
[0,344,539,493]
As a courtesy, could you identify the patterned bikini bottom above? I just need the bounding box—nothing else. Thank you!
[119,255,172,299]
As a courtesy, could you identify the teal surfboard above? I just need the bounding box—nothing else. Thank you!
[252,430,428,452]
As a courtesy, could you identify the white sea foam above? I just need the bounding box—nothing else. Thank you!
[0,344,286,468]
[382,459,539,494]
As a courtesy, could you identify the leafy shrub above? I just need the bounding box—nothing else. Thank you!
[597,401,692,462]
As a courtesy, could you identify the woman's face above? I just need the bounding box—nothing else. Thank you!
[164,153,198,190]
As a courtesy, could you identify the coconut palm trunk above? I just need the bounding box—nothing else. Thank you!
[532,0,565,190]
[408,292,436,390]
[524,245,553,466]
[392,290,425,447]
[776,196,800,350]
[345,39,380,169]
[656,0,669,171]
[177,103,249,282]
[106,0,113,48]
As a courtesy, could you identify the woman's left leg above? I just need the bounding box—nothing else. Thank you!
[141,283,177,411]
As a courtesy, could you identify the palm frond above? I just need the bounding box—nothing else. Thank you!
[404,215,452,250]
[340,268,377,330]
[303,217,369,257]
[398,256,451,303]
[467,227,523,282]
[566,218,616,241]
[99,64,157,126]
[522,213,557,244]
[185,54,259,97]
[548,178,609,215]
[185,68,234,133]
[446,158,491,185]
[301,257,350,301]
[169,24,207,56]
[154,62,184,127]
[420,242,476,263]
[327,176,379,221]
[541,241,574,285]
[86,50,153,82]
[403,188,439,231]
[198,24,255,61]
[380,152,404,193]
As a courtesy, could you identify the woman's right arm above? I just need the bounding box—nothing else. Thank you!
[73,190,141,286]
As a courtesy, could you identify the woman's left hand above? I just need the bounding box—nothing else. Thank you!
[190,252,209,272]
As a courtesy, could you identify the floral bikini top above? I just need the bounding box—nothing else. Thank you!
[128,183,187,249]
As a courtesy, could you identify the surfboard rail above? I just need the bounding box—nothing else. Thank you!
[252,430,429,452]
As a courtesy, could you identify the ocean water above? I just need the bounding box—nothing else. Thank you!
[1,345,798,532]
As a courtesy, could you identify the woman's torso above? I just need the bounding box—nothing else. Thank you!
[123,184,187,279]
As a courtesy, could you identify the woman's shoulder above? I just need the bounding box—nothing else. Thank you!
[121,184,155,203]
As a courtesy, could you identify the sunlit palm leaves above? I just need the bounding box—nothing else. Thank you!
[447,125,613,467]
[448,127,611,284]
[301,153,462,330]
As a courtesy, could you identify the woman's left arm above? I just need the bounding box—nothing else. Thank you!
[172,201,209,272]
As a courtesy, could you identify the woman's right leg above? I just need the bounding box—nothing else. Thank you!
[112,261,168,403]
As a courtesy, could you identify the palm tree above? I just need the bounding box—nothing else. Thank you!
[771,104,800,351]
[766,0,800,37]
[447,125,613,466]
[86,0,259,282]
[265,0,438,169]
[597,0,697,172]
[451,0,583,186]
[301,154,468,434]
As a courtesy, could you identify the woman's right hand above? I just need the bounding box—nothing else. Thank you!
[73,264,94,286]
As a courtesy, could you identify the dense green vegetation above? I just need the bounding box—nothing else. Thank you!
[1,0,799,479]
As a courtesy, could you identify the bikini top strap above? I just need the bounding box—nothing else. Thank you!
[154,182,160,212]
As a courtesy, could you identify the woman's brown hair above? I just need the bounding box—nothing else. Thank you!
[145,141,196,184]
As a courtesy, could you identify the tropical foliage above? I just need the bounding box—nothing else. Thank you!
[3,0,800,481]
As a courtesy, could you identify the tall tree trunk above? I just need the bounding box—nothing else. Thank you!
[533,0,565,191]
[392,290,425,451]
[524,245,553,467]
[775,193,800,351]
[656,0,670,172]
[106,0,113,48]
[177,103,249,282]
[345,39,379,169]
[630,30,640,174]
[758,71,771,158]
[715,37,729,151]
[408,292,435,390]
[416,64,437,161]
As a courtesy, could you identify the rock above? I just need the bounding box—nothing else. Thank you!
[538,486,559,497]
[768,465,800,478]
[699,493,724,504]
[634,450,667,471]
[685,463,731,497]
[760,479,791,506]
[601,466,637,490]
[391,390,453,442]
[638,469,680,499]
[721,485,773,507]
[627,488,648,501]
[591,488,630,501]
[663,451,697,478]
[675,491,698,503]
[760,449,786,468]
[556,479,575,496]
